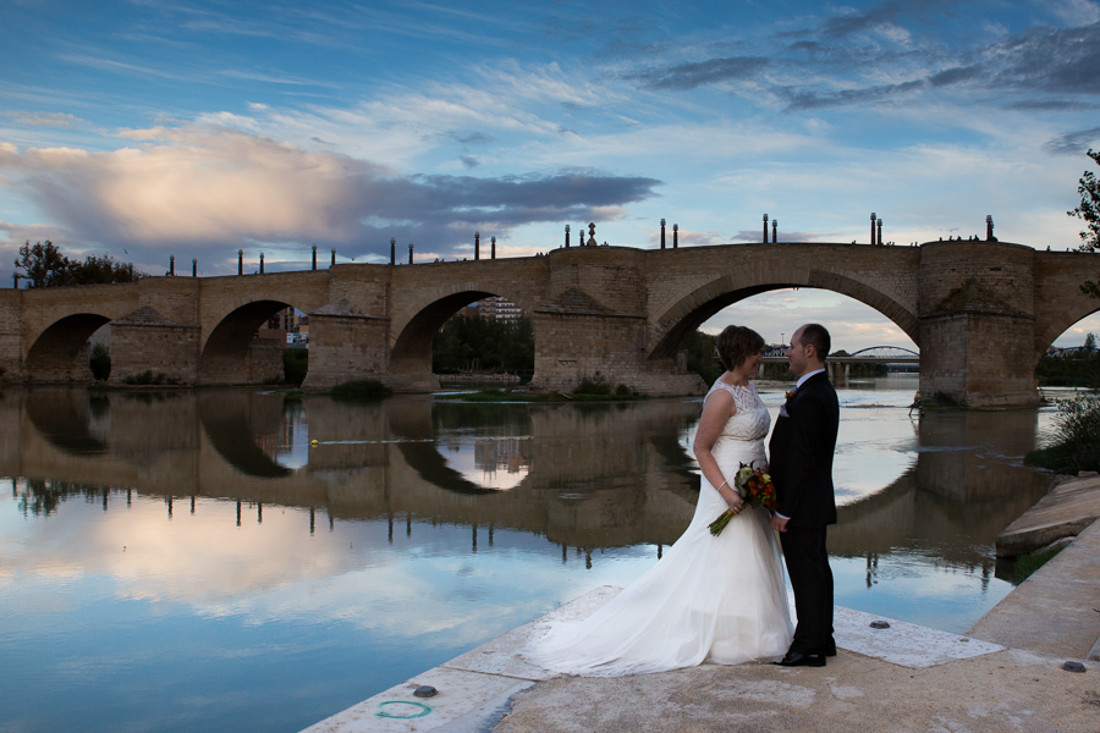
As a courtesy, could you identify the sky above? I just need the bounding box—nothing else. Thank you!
[2,0,1100,349]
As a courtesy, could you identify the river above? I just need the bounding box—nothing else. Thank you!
[0,375,1064,731]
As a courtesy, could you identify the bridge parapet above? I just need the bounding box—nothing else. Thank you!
[3,240,1097,407]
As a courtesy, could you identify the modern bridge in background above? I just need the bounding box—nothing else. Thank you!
[1,239,1097,407]
[763,345,920,378]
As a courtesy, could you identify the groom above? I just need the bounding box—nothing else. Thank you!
[769,323,840,668]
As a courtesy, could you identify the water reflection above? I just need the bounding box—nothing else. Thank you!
[0,382,1063,732]
[4,387,1054,566]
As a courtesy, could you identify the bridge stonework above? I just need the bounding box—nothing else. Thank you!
[1,241,1097,407]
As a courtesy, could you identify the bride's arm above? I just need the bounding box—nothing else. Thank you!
[693,390,745,512]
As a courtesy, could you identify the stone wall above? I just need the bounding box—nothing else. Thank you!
[110,306,200,385]
[0,291,22,381]
[918,241,1040,407]
[5,242,1097,406]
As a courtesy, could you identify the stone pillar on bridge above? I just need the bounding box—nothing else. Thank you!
[660,219,666,249]
[302,300,390,390]
[917,241,1040,407]
[0,291,21,382]
[109,306,200,385]
[530,288,650,393]
[528,249,705,396]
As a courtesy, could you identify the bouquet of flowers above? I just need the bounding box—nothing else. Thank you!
[708,462,776,536]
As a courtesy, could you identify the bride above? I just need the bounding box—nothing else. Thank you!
[526,325,793,676]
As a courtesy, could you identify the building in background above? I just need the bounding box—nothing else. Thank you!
[257,307,308,346]
[476,296,522,321]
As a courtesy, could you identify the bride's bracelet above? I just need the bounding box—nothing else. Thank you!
[718,480,729,491]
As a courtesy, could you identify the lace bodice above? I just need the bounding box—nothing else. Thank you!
[704,380,771,443]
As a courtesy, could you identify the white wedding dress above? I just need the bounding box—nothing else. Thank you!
[526,380,793,677]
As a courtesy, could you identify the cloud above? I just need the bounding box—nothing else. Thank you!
[1043,126,1100,154]
[1048,0,1100,26]
[781,79,927,110]
[633,56,770,91]
[0,125,661,270]
[621,8,1100,113]
[2,111,83,128]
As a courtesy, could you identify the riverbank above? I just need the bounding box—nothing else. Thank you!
[303,475,1100,733]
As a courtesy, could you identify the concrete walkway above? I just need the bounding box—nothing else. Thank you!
[303,477,1100,733]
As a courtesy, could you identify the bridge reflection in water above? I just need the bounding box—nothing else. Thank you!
[6,385,1051,576]
[3,382,1064,732]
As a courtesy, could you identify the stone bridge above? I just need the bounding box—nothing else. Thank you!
[1,240,1096,407]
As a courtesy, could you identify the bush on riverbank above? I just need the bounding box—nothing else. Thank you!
[89,343,111,381]
[283,347,308,386]
[1025,396,1100,473]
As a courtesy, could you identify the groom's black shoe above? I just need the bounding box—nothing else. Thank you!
[825,641,837,657]
[776,650,826,668]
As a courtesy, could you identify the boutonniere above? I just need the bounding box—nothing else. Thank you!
[780,387,796,417]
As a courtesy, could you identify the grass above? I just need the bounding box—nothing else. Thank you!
[1013,545,1065,584]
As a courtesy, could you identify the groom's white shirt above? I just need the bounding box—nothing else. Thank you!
[794,368,826,390]
[774,368,826,521]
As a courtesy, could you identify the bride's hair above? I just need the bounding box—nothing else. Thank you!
[716,326,764,372]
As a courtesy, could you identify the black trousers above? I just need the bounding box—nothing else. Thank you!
[780,525,834,654]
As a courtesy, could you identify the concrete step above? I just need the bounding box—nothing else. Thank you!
[996,474,1100,557]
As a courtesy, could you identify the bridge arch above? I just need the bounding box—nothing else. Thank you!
[647,268,920,362]
[25,312,112,383]
[388,288,535,390]
[199,299,303,385]
[1035,302,1100,355]
[846,346,920,358]
[390,290,498,365]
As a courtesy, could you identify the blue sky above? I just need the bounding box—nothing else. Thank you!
[2,0,1100,348]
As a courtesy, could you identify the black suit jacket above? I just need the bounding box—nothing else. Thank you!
[768,371,839,528]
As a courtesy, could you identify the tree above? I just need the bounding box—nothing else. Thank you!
[1086,332,1097,350]
[1068,149,1100,253]
[432,313,534,376]
[15,240,71,287]
[14,240,142,287]
[1069,150,1100,299]
[70,254,141,285]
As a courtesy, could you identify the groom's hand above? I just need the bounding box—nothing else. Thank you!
[771,514,789,533]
